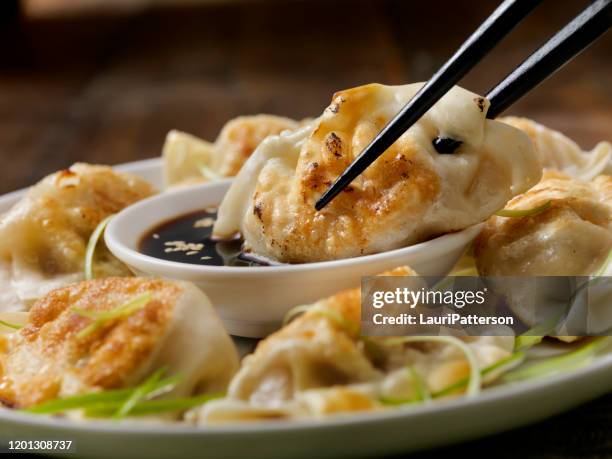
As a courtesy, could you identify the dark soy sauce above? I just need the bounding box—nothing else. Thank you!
[139,208,268,267]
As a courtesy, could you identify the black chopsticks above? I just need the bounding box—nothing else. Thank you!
[315,0,611,211]
[486,0,611,119]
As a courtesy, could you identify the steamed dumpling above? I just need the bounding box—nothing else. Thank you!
[163,115,299,188]
[501,117,612,181]
[198,267,513,423]
[0,163,156,312]
[213,83,542,263]
[0,277,238,410]
[475,171,612,276]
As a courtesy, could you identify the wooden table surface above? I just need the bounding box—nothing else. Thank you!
[1,0,611,457]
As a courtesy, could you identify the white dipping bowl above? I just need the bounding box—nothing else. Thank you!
[106,181,483,338]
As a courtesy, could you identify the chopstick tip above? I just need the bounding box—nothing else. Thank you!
[314,194,329,211]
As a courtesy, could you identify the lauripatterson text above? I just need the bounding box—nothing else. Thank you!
[372,313,514,326]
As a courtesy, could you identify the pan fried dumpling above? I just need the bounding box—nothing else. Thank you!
[198,267,513,423]
[162,131,217,187]
[501,117,612,181]
[475,171,612,276]
[215,115,302,177]
[0,277,239,410]
[213,83,541,263]
[0,163,155,311]
[163,115,299,188]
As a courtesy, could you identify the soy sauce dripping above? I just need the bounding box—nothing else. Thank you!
[139,208,269,267]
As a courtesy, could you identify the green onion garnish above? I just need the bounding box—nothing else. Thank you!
[410,366,431,402]
[25,372,182,416]
[514,335,544,352]
[495,200,551,218]
[432,351,525,398]
[84,215,114,281]
[384,336,481,397]
[450,267,478,277]
[596,249,612,276]
[514,314,560,352]
[0,319,23,330]
[501,337,608,383]
[84,392,223,417]
[73,292,153,339]
[25,388,135,414]
[114,368,165,419]
[378,366,430,406]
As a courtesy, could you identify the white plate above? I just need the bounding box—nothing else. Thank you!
[0,158,611,459]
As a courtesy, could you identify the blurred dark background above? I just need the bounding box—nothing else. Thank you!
[0,0,610,195]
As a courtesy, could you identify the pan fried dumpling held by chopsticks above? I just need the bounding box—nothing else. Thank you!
[0,277,239,412]
[163,115,300,188]
[213,83,542,263]
[0,163,155,312]
[475,171,612,276]
[501,117,612,181]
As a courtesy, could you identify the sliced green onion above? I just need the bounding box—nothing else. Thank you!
[25,389,134,414]
[73,292,153,339]
[514,335,544,352]
[384,336,481,397]
[84,215,114,280]
[114,368,165,419]
[495,200,551,218]
[0,319,23,330]
[283,304,359,336]
[432,351,526,398]
[378,395,414,406]
[84,392,223,417]
[501,337,608,383]
[514,314,559,352]
[25,373,182,415]
[450,267,478,277]
[409,366,430,402]
[596,249,612,276]
[378,366,431,406]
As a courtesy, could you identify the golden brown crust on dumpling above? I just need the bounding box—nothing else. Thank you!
[475,172,612,276]
[216,83,541,263]
[0,277,179,408]
[215,115,299,177]
[163,115,299,188]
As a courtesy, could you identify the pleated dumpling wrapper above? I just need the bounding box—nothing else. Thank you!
[213,83,542,263]
[0,277,239,413]
[475,171,612,277]
[198,267,513,423]
[501,117,612,181]
[162,115,300,188]
[0,163,156,312]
